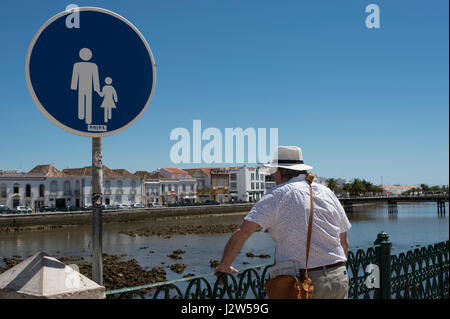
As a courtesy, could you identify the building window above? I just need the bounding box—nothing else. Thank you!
[25,184,31,197]
[161,185,165,193]
[230,174,236,181]
[39,184,45,197]
[260,174,264,180]
[231,182,237,189]
[256,173,259,180]
[251,182,255,190]
[131,180,136,189]
[105,180,111,190]
[0,184,6,198]
[63,181,71,195]
[117,180,123,189]
[14,183,20,194]
[50,181,57,193]
[251,173,254,180]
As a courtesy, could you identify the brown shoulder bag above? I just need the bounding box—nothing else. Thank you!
[264,173,315,299]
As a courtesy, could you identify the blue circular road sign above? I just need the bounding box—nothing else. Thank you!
[26,7,156,137]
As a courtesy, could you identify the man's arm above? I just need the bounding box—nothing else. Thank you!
[92,65,100,94]
[215,220,261,274]
[70,64,78,90]
[340,232,349,257]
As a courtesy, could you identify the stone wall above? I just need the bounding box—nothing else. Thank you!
[0,203,254,229]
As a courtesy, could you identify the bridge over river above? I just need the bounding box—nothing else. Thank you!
[339,194,449,215]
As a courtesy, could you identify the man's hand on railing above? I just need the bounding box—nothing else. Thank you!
[215,264,238,284]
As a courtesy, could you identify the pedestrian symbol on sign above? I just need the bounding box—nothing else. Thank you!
[70,48,119,125]
[26,7,155,137]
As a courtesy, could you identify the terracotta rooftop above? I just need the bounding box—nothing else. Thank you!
[63,166,138,178]
[134,171,153,179]
[111,169,134,178]
[184,168,215,177]
[163,168,189,175]
[29,164,67,177]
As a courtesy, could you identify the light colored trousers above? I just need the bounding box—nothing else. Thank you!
[308,265,349,299]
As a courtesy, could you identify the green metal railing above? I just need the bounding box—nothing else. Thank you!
[105,232,449,299]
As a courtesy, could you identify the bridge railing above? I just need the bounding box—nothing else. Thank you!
[105,233,449,299]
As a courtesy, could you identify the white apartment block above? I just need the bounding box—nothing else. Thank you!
[0,165,142,210]
[228,166,266,203]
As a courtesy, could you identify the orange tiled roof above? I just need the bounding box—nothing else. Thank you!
[29,164,67,177]
[134,171,153,179]
[63,166,138,178]
[163,168,189,175]
[184,168,215,177]
[112,169,134,178]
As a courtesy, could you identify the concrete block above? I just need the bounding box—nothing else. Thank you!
[0,252,105,299]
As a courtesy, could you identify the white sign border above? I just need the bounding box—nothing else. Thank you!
[25,7,157,138]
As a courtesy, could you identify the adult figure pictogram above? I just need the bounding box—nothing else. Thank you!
[70,48,100,124]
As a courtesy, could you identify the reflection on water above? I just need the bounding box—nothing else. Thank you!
[0,202,448,281]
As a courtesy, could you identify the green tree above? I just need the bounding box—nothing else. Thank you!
[326,178,341,194]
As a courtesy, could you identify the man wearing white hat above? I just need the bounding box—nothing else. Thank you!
[215,146,351,299]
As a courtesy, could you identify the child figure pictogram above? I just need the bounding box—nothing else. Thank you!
[99,77,118,123]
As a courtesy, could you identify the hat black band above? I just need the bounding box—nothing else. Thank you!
[276,159,304,164]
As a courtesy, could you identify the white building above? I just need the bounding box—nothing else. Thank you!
[0,164,143,210]
[63,166,142,207]
[228,166,266,203]
[381,185,418,196]
[143,168,197,206]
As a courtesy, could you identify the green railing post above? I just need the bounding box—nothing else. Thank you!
[437,245,444,299]
[374,231,392,299]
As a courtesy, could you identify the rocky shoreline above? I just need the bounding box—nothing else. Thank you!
[0,247,272,298]
[119,223,241,237]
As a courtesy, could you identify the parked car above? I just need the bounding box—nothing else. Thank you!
[204,200,219,205]
[103,204,114,210]
[63,206,79,212]
[0,205,12,214]
[39,206,56,212]
[148,202,161,208]
[16,206,32,213]
[132,203,145,209]
[117,204,131,209]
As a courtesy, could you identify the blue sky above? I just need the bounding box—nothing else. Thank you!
[0,0,448,186]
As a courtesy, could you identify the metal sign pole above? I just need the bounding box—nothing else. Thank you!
[92,137,103,285]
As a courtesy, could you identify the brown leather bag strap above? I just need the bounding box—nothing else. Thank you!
[304,173,315,277]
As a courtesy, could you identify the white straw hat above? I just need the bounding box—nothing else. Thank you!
[264,146,313,174]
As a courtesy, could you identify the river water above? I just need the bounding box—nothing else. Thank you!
[0,202,448,282]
